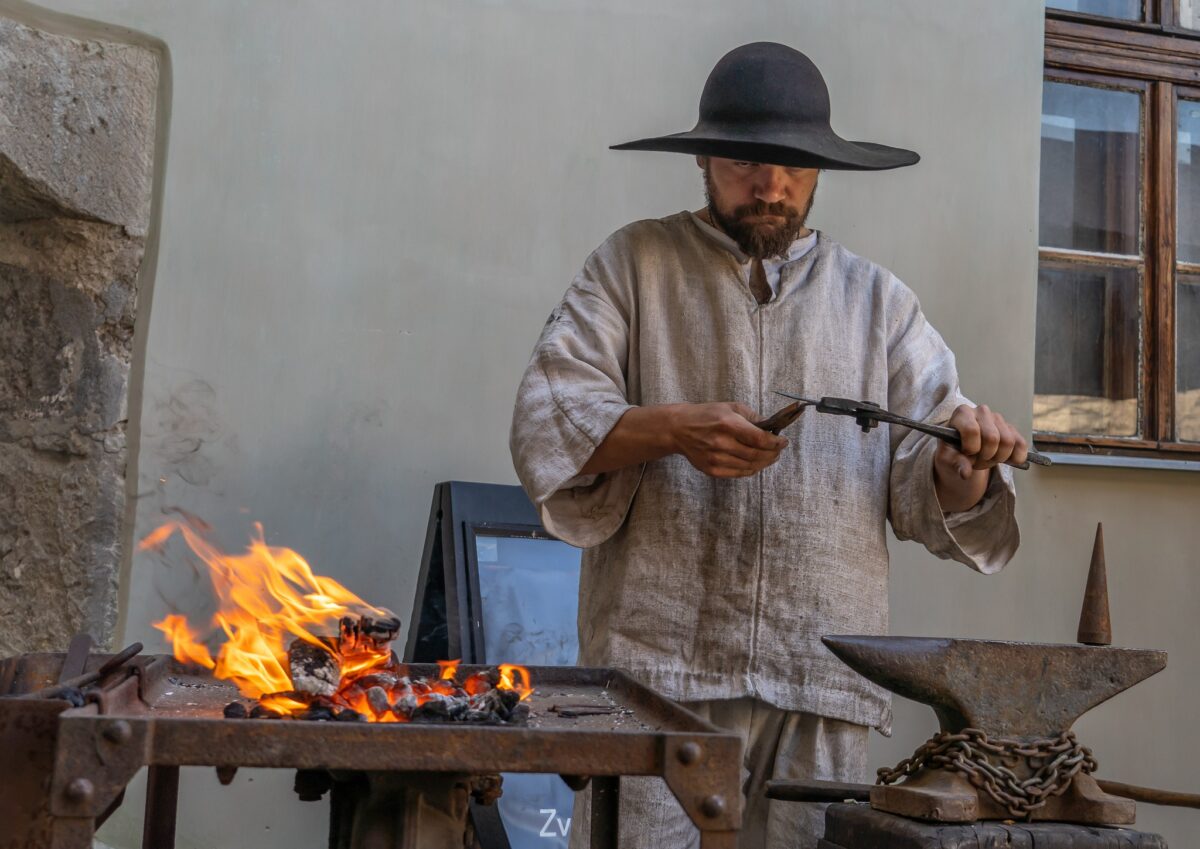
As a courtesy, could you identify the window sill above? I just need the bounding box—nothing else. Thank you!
[1040,451,1200,472]
[1035,433,1200,471]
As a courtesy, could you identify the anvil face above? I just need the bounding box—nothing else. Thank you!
[822,636,1167,738]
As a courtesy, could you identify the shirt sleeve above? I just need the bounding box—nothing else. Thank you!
[883,275,1019,575]
[509,242,644,548]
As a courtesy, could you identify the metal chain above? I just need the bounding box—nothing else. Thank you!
[876,728,1098,820]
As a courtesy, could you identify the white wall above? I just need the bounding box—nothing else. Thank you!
[9,0,1197,845]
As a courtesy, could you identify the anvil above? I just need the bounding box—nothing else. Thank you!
[816,526,1167,825]
[821,635,1166,824]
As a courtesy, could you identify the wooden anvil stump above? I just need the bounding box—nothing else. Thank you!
[818,804,1166,848]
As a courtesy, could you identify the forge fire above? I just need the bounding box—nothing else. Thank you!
[142,519,532,724]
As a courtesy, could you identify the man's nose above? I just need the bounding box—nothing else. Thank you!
[752,166,788,204]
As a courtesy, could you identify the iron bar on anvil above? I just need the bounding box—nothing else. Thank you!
[1,652,743,849]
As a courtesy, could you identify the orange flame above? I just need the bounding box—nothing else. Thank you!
[153,614,215,670]
[257,693,309,715]
[143,520,389,699]
[144,518,534,722]
[499,664,534,701]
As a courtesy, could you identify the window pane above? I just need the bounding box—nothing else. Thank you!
[1040,81,1141,255]
[1045,0,1141,19]
[1182,0,1200,29]
[1179,274,1200,441]
[1034,262,1141,436]
[1178,99,1200,263]
[474,534,580,666]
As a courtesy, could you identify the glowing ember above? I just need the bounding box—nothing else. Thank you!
[143,519,532,723]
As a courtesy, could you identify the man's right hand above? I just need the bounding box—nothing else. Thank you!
[579,402,789,478]
[668,402,788,478]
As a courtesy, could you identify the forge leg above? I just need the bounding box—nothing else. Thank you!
[49,818,96,849]
[698,831,738,849]
[142,765,180,849]
[589,776,619,849]
[329,771,474,849]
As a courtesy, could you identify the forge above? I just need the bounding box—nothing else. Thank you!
[0,515,744,848]
[0,649,742,849]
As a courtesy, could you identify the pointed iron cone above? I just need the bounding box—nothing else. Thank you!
[1078,522,1112,646]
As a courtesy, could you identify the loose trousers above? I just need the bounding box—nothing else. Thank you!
[569,698,869,849]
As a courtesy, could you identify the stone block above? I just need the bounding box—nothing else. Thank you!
[0,16,158,232]
[0,13,160,653]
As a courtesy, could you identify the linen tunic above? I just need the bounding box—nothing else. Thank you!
[510,211,1019,730]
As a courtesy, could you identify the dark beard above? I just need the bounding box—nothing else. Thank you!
[703,167,815,260]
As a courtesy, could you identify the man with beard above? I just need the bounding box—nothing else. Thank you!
[510,43,1023,848]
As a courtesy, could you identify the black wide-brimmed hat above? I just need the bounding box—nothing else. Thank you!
[612,42,919,171]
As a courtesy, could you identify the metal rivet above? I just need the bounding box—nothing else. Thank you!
[102,720,132,744]
[65,778,94,803]
[700,794,725,818]
[677,742,702,765]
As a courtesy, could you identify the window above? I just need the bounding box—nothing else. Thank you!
[1037,0,1200,460]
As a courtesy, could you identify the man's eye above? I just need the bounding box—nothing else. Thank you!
[734,161,755,168]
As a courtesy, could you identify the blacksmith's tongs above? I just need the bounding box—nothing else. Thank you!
[759,392,1052,471]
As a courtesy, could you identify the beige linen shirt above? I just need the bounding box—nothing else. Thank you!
[510,211,1019,731]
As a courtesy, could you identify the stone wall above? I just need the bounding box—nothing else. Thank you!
[0,15,159,653]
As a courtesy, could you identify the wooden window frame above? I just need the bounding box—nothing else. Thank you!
[1039,3,1200,461]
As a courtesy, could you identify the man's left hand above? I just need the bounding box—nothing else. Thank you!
[933,404,1026,512]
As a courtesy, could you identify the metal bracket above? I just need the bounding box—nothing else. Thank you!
[50,714,150,818]
[660,735,743,834]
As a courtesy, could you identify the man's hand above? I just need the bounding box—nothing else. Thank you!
[933,404,1027,512]
[578,402,788,478]
[669,402,788,478]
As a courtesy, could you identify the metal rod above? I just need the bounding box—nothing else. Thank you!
[20,642,143,700]
[591,776,619,849]
[900,419,1053,469]
[765,778,872,803]
[142,765,180,849]
[59,634,94,683]
[1098,779,1200,810]
[765,776,1200,811]
[772,392,1052,469]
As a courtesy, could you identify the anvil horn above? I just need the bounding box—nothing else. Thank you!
[821,635,1166,738]
[1078,522,1113,646]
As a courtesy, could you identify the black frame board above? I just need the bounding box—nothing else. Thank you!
[405,481,547,664]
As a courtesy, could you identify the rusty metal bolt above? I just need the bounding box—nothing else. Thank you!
[677,742,703,765]
[700,794,725,818]
[102,720,132,744]
[65,778,94,803]
[293,769,333,802]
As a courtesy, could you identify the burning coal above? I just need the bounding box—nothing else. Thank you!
[141,520,532,723]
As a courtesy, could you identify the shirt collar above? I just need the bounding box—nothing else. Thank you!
[688,209,818,266]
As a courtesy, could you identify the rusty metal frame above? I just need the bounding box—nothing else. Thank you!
[3,653,743,849]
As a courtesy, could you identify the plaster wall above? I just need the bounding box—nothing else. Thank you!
[8,0,1196,846]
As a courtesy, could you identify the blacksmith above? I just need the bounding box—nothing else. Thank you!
[509,42,1023,848]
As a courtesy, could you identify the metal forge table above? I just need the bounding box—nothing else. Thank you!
[0,651,742,849]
